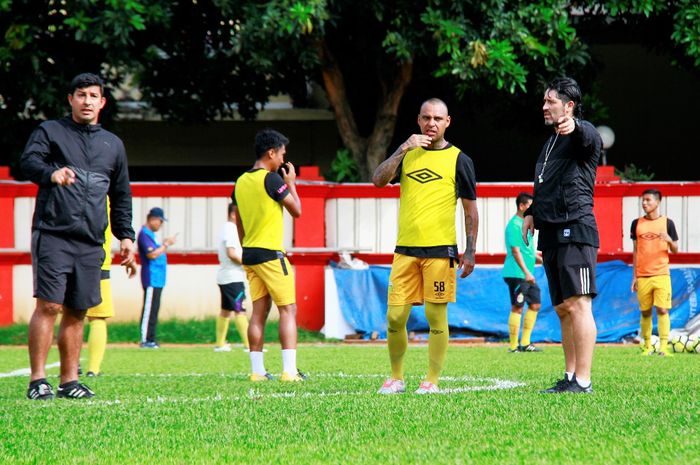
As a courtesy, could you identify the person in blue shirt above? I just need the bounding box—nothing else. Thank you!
[503,193,543,353]
[137,207,176,348]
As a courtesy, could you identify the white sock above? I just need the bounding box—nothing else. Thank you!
[250,351,265,375]
[565,372,574,381]
[282,349,297,375]
[575,376,591,388]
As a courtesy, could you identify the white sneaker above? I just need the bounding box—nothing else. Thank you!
[214,344,232,352]
[415,381,439,394]
[377,378,406,394]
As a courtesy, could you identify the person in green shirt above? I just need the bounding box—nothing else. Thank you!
[503,192,543,352]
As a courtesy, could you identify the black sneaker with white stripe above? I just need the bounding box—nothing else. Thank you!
[539,376,572,394]
[563,376,593,394]
[26,379,55,400]
[57,380,95,399]
[519,344,543,352]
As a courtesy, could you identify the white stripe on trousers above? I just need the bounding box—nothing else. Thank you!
[141,287,154,343]
[579,267,590,295]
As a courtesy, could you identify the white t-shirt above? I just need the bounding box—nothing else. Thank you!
[217,221,245,284]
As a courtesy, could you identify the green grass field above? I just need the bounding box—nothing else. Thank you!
[1,344,698,465]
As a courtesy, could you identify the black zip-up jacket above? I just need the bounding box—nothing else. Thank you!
[20,117,135,245]
[527,119,602,230]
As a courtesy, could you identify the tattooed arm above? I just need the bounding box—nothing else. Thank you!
[459,198,479,278]
[372,134,433,187]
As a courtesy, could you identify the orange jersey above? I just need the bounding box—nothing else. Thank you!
[630,216,678,277]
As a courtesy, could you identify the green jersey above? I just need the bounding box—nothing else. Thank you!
[502,214,536,279]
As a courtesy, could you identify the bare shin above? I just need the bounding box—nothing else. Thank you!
[57,308,86,384]
[248,295,271,352]
[278,304,298,350]
[28,299,62,382]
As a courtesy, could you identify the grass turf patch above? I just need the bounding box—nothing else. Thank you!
[0,318,324,345]
[0,345,698,465]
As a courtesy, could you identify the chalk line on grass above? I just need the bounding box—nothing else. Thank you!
[0,361,61,378]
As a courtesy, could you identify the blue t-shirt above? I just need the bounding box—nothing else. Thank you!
[502,215,536,279]
[138,226,167,288]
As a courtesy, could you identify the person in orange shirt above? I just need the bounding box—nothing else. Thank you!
[630,189,679,356]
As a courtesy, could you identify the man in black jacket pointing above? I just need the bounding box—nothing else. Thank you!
[20,73,135,400]
[522,77,602,394]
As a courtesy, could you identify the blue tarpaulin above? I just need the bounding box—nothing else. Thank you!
[332,261,700,342]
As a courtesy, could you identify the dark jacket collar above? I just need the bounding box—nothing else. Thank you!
[61,115,103,133]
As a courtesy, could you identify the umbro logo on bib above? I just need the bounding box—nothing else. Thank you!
[407,168,442,184]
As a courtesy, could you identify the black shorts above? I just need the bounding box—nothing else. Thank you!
[503,277,541,307]
[31,230,105,311]
[542,243,597,306]
[219,282,246,312]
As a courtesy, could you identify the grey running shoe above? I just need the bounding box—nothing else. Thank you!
[27,379,55,400]
[140,341,160,349]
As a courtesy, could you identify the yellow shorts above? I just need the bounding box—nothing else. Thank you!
[387,254,456,306]
[637,275,672,311]
[244,257,296,306]
[86,278,114,318]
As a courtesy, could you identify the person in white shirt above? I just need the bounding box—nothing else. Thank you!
[214,203,250,351]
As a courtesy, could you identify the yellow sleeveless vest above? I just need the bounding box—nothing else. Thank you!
[397,146,461,247]
[234,169,285,251]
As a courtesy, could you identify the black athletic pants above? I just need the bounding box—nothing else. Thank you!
[140,286,163,343]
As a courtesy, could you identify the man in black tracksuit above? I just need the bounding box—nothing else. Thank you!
[20,73,135,400]
[522,77,602,394]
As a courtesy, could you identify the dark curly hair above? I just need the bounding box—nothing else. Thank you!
[255,129,290,159]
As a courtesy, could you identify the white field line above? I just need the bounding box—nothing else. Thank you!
[0,361,61,378]
[44,379,525,407]
[3,373,525,407]
[1,364,526,405]
[113,372,527,390]
[84,372,528,393]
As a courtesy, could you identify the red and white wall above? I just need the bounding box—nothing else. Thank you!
[2,166,699,329]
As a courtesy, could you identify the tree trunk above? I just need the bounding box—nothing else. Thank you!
[317,40,368,176]
[318,39,414,180]
[365,59,413,178]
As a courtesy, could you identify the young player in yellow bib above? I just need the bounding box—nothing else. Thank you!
[85,202,138,376]
[631,189,679,356]
[372,98,478,394]
[233,129,305,381]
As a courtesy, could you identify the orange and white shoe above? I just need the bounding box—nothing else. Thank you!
[415,381,439,394]
[377,378,406,394]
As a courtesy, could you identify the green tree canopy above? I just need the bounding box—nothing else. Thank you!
[2,0,698,179]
